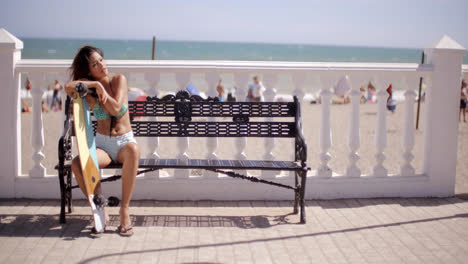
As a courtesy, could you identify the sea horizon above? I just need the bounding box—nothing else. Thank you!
[20,37,459,64]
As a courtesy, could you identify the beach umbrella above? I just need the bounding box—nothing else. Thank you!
[334,75,351,96]
[128,87,146,101]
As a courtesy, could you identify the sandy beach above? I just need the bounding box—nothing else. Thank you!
[20,100,468,195]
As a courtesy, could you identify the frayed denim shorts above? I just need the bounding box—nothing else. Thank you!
[96,131,137,162]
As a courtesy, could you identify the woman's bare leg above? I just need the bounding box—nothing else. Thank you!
[71,149,112,223]
[117,142,140,228]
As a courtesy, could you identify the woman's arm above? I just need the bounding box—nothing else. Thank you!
[99,74,128,116]
[65,79,108,104]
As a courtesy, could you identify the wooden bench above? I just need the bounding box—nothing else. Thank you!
[57,91,309,224]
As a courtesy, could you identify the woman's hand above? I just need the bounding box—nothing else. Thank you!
[94,81,109,104]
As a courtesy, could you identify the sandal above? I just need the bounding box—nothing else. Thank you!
[117,225,134,237]
[89,226,105,238]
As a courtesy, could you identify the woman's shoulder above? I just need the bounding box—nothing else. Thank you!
[111,74,127,84]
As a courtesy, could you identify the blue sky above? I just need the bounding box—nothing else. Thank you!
[1,0,467,48]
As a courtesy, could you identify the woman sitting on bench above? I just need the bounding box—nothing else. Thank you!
[65,46,140,237]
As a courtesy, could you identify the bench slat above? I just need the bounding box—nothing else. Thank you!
[128,101,297,118]
[65,159,303,171]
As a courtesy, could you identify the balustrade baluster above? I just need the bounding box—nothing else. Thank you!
[400,75,418,176]
[175,72,191,178]
[317,74,334,178]
[233,73,249,176]
[144,73,161,179]
[346,75,362,177]
[28,73,46,178]
[373,78,389,177]
[204,72,220,178]
[292,72,306,102]
[261,73,277,179]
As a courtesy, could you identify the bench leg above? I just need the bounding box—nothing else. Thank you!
[58,168,66,224]
[299,170,307,224]
[293,170,299,214]
[66,168,73,214]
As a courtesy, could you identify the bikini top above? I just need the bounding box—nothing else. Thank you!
[92,80,128,120]
[93,102,128,120]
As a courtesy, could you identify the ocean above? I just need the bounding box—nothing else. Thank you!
[21,38,443,63]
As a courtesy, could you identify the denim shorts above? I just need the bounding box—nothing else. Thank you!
[96,131,137,162]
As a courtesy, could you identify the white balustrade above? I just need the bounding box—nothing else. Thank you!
[204,71,220,178]
[400,75,418,176]
[372,77,389,177]
[317,73,334,178]
[346,74,363,177]
[143,73,161,179]
[4,27,464,199]
[28,73,46,178]
[261,73,277,179]
[174,72,191,178]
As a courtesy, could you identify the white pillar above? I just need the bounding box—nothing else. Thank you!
[233,73,249,176]
[346,74,362,177]
[174,72,191,178]
[292,72,306,102]
[261,73,277,179]
[372,76,389,177]
[423,35,466,196]
[400,75,418,176]
[0,29,22,197]
[204,71,219,179]
[144,73,160,179]
[28,73,46,178]
[317,73,334,178]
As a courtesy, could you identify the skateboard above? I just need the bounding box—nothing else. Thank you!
[72,84,106,233]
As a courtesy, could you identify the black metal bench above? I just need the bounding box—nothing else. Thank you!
[57,91,309,224]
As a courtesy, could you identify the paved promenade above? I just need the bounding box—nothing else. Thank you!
[1,198,468,263]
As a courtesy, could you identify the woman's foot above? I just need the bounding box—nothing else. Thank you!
[119,207,132,228]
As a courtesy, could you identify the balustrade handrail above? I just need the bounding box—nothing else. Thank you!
[15,59,434,75]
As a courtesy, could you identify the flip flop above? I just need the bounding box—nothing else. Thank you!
[89,226,104,238]
[117,225,134,237]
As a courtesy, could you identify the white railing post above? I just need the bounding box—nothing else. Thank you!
[261,73,277,179]
[423,36,466,196]
[28,72,46,178]
[346,74,363,177]
[292,72,306,102]
[400,75,418,176]
[204,71,220,178]
[144,73,160,179]
[372,76,389,177]
[317,73,334,178]
[0,29,22,197]
[175,72,191,178]
[233,73,249,176]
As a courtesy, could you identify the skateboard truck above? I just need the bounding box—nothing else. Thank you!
[93,194,120,209]
[76,82,98,98]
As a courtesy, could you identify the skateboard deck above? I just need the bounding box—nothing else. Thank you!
[73,95,106,233]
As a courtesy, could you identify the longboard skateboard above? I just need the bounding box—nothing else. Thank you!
[73,91,106,233]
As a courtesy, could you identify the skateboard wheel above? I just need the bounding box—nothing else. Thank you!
[108,196,120,207]
[93,194,106,207]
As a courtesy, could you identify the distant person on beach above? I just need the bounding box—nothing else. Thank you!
[216,79,225,102]
[386,84,396,113]
[460,80,467,122]
[65,46,140,237]
[247,75,265,102]
[367,82,376,103]
[25,78,31,97]
[50,80,63,111]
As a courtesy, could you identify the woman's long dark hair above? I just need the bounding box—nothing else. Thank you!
[70,46,104,81]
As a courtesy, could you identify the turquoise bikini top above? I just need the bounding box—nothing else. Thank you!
[93,102,128,120]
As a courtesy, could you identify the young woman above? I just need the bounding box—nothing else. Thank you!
[65,46,140,236]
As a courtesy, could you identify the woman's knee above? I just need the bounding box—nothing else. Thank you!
[120,143,140,162]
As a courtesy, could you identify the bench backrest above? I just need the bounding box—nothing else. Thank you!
[126,91,301,138]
